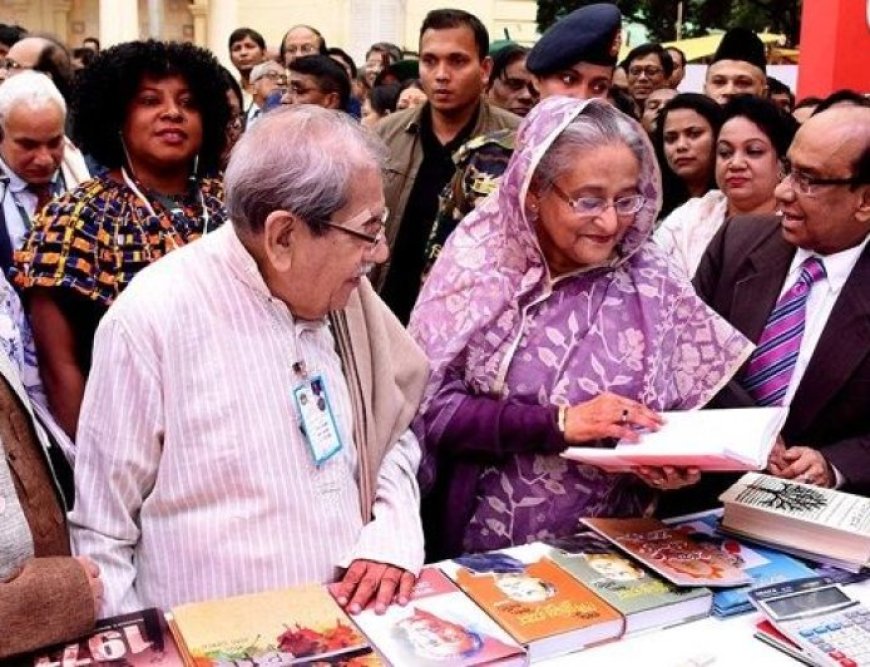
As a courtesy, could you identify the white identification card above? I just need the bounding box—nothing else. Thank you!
[292,373,342,466]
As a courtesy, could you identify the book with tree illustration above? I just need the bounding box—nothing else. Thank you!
[168,585,382,666]
[9,608,183,667]
[719,472,870,571]
[346,567,527,666]
[439,543,625,661]
[581,517,751,587]
[543,532,712,632]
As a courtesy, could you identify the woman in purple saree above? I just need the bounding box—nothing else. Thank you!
[409,98,753,561]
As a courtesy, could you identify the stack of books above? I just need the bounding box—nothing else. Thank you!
[13,493,870,666]
[719,472,870,572]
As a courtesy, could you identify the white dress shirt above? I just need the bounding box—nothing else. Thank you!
[70,224,424,615]
[781,233,870,405]
[0,156,39,252]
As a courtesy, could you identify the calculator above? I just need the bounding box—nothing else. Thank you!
[750,576,870,667]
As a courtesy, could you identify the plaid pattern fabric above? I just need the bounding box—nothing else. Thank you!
[11,176,226,307]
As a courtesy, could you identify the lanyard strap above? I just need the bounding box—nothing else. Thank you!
[120,166,211,235]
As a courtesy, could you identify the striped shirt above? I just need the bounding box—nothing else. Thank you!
[69,224,424,615]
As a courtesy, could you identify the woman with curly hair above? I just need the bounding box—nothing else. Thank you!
[11,40,230,438]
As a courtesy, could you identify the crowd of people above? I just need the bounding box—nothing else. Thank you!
[0,3,868,659]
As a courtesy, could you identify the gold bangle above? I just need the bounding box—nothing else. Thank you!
[557,405,568,434]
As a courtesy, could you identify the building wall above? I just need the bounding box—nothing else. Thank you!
[2,0,539,68]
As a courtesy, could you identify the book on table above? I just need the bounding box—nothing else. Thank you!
[581,517,751,587]
[439,542,625,661]
[542,532,712,633]
[346,567,528,666]
[667,511,816,617]
[8,608,183,667]
[718,472,870,572]
[561,407,788,472]
[168,585,382,666]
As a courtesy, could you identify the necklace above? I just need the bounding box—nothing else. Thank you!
[120,166,211,237]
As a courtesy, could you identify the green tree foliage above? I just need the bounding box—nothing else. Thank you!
[536,0,802,46]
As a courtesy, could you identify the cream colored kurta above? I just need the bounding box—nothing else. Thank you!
[70,225,424,615]
[654,190,729,278]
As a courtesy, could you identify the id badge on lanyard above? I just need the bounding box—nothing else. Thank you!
[291,361,342,466]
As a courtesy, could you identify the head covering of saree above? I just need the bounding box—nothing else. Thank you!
[409,97,752,552]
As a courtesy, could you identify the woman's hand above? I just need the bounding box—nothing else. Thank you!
[563,392,663,444]
[635,465,701,490]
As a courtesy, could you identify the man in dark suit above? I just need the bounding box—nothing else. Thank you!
[676,105,870,508]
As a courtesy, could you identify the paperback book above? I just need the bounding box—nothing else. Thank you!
[719,472,870,571]
[347,567,527,666]
[440,543,625,661]
[581,517,751,587]
[9,608,183,667]
[668,512,816,616]
[543,532,712,633]
[562,407,787,472]
[169,585,382,666]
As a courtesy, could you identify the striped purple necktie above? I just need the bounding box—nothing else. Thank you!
[742,256,827,406]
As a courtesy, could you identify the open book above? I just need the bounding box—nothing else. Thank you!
[561,407,788,472]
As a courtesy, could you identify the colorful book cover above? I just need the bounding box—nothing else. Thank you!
[439,544,624,659]
[346,567,527,666]
[543,532,712,632]
[581,517,751,587]
[670,512,816,617]
[10,608,182,667]
[170,585,382,666]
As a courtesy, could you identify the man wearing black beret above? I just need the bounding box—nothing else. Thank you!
[704,27,768,105]
[422,3,623,280]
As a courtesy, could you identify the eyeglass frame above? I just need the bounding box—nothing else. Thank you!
[549,182,647,218]
[781,161,861,197]
[497,74,539,97]
[627,65,663,78]
[0,58,27,72]
[322,207,389,253]
[284,44,318,56]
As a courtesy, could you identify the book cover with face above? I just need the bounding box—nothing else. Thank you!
[348,568,526,666]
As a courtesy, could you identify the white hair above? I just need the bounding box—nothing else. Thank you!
[225,105,386,235]
[0,70,66,134]
[250,60,283,83]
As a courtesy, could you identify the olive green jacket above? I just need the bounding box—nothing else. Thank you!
[371,101,519,291]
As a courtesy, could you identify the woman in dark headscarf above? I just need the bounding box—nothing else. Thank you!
[410,97,752,560]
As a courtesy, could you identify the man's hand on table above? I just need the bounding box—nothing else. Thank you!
[335,559,416,615]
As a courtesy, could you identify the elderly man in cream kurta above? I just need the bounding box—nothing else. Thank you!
[70,106,429,616]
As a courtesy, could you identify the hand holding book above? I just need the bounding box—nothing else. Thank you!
[562,391,663,444]
[634,464,701,490]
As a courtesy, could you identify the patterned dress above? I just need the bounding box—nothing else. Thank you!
[11,175,226,371]
[410,98,753,557]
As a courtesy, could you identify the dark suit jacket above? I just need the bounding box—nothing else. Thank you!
[692,214,870,495]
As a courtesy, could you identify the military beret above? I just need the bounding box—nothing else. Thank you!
[712,27,767,74]
[373,58,419,86]
[526,3,622,75]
